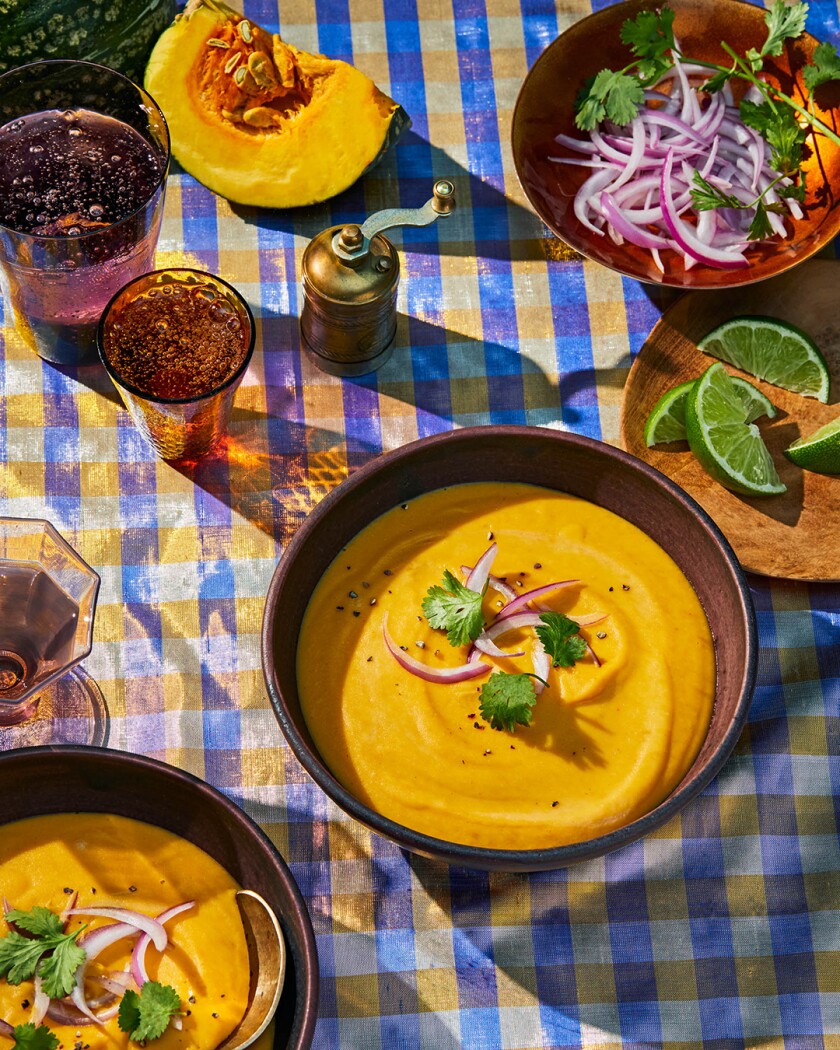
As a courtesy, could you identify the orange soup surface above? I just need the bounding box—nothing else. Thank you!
[296,482,716,850]
[0,813,250,1050]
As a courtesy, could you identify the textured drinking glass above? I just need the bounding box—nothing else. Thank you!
[97,268,256,460]
[0,60,170,366]
[0,517,107,748]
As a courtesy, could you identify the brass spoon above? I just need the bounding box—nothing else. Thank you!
[217,890,287,1050]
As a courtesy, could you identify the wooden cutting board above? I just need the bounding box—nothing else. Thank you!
[620,258,840,581]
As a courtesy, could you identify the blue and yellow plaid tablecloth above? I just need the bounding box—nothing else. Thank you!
[2,0,839,1045]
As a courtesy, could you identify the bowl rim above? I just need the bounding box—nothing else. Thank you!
[0,744,320,1050]
[262,426,758,870]
[510,0,839,289]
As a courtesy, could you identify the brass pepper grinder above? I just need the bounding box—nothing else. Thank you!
[300,180,456,377]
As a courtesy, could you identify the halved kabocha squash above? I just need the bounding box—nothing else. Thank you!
[144,0,410,209]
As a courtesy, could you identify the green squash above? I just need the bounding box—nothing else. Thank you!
[0,0,177,82]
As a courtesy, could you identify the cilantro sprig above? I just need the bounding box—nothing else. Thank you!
[0,907,86,1000]
[422,570,486,647]
[8,1024,58,1050]
[118,981,181,1042]
[534,612,587,668]
[573,0,840,232]
[479,673,543,732]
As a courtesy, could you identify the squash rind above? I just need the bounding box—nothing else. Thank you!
[0,0,177,81]
[144,1,410,209]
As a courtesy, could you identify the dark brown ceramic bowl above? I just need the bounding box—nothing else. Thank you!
[511,0,840,287]
[0,746,318,1050]
[262,427,757,872]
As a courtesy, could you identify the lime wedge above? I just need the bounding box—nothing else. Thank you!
[697,316,830,403]
[645,376,776,446]
[685,363,786,496]
[644,380,697,446]
[785,415,840,474]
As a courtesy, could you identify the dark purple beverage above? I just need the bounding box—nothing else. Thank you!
[0,60,169,366]
[0,108,164,236]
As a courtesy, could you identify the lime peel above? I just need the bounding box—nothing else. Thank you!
[785,415,840,474]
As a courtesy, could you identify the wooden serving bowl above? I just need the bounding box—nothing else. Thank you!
[0,747,319,1050]
[511,0,840,287]
[262,427,757,872]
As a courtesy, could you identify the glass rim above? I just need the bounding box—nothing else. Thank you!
[96,267,257,406]
[0,58,171,243]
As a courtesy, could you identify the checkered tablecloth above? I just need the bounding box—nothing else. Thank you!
[1,0,838,1046]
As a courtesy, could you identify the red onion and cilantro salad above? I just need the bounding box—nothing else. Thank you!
[553,0,840,271]
[0,901,192,1049]
[383,542,605,732]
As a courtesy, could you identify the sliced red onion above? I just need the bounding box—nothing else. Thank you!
[31,976,49,1027]
[60,891,78,931]
[472,634,525,659]
[383,617,490,683]
[70,921,142,1025]
[482,611,543,640]
[67,907,167,952]
[89,971,131,997]
[462,566,517,603]
[465,542,497,594]
[131,900,195,988]
[532,641,551,696]
[585,641,602,668]
[552,51,796,272]
[600,192,670,250]
[493,581,579,622]
[48,996,119,1027]
[660,150,748,269]
[0,1020,12,1039]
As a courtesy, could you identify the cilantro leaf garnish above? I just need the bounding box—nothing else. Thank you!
[4,908,62,940]
[36,937,86,1000]
[760,0,809,58]
[534,613,587,668]
[0,932,49,985]
[690,171,745,212]
[10,1024,59,1050]
[118,981,181,1043]
[619,7,675,82]
[478,673,539,732]
[803,40,840,94]
[0,908,87,999]
[575,69,645,130]
[421,570,485,647]
[739,98,806,174]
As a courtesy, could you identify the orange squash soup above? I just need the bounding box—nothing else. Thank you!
[0,813,250,1049]
[297,482,716,850]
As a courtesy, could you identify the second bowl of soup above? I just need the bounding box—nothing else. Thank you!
[262,427,757,871]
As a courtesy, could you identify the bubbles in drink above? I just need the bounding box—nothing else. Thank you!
[103,277,250,400]
[0,108,165,235]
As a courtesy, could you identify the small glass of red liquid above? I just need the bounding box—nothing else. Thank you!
[97,268,256,460]
[0,517,107,749]
[0,60,170,366]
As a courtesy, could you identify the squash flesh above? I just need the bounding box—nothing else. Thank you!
[145,1,408,208]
